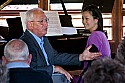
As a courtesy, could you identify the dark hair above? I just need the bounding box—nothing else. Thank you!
[82,5,103,32]
[84,57,125,83]
[115,37,125,65]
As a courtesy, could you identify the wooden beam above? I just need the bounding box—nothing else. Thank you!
[111,0,123,53]
[38,0,49,10]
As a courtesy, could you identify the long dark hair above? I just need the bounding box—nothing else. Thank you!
[82,4,103,32]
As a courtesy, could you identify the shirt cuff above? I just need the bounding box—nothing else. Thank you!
[52,65,55,73]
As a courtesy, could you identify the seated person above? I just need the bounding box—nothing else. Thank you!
[2,39,53,83]
[84,57,125,83]
[115,37,125,65]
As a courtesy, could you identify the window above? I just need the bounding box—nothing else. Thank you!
[123,16,125,37]
[122,4,125,37]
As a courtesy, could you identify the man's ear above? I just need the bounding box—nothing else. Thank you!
[27,54,32,65]
[27,21,33,28]
[27,22,33,31]
[2,56,7,65]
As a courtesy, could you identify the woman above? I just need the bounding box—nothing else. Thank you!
[82,5,111,69]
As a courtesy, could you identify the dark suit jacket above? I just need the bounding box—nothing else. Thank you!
[20,30,81,75]
[9,68,53,83]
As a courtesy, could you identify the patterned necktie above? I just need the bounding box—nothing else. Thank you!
[40,40,50,65]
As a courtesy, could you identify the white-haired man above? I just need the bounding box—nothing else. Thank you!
[2,39,53,83]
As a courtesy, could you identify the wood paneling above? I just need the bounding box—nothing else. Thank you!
[111,0,123,53]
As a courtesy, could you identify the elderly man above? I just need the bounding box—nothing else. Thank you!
[2,39,53,83]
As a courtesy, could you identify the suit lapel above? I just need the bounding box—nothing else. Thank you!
[25,30,48,66]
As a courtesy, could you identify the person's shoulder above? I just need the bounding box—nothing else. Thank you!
[9,68,33,72]
[9,68,51,78]
[92,31,104,34]
[20,31,34,43]
[20,30,31,38]
[9,68,53,83]
[92,31,106,37]
[89,31,107,41]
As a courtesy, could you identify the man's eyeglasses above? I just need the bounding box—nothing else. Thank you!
[30,18,49,24]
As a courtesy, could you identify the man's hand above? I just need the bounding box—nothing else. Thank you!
[54,65,72,82]
[79,45,102,61]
